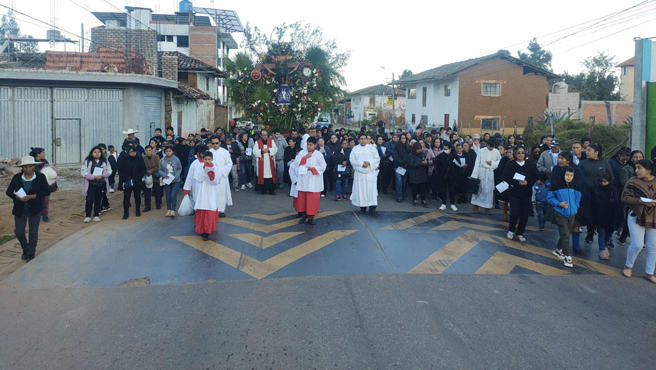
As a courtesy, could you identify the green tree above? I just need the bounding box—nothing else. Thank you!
[517,38,553,71]
[0,10,38,54]
[563,52,620,101]
[397,69,412,90]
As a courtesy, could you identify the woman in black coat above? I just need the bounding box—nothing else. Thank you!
[118,147,147,219]
[406,142,429,207]
[502,147,538,242]
[5,156,51,262]
[283,137,300,189]
[393,135,412,201]
[448,142,471,206]
[433,141,453,209]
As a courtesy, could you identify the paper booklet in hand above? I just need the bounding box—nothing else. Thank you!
[92,167,104,176]
[640,197,656,203]
[14,188,27,198]
[298,166,309,175]
[246,148,253,156]
[513,173,526,181]
[395,167,407,176]
[337,165,346,172]
[163,175,174,185]
[495,181,509,193]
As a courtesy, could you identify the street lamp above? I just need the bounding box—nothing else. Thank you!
[381,66,396,131]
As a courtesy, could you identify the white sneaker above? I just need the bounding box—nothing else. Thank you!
[439,204,447,210]
[552,248,565,260]
[320,194,325,198]
[247,182,253,188]
[109,189,115,193]
[450,205,458,211]
[93,216,101,222]
[235,187,239,192]
[564,256,573,268]
[517,235,526,243]
[506,231,515,240]
[83,217,91,223]
[240,184,246,190]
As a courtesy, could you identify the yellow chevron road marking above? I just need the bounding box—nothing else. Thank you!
[380,212,443,230]
[243,212,298,221]
[221,211,343,233]
[173,230,357,279]
[431,221,505,232]
[476,252,571,275]
[228,232,304,249]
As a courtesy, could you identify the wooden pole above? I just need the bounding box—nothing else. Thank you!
[513,120,518,136]
[502,120,505,137]
[467,119,472,136]
[589,116,595,139]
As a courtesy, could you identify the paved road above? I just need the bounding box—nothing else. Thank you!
[1,189,655,369]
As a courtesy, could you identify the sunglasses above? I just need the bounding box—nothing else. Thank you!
[212,142,220,145]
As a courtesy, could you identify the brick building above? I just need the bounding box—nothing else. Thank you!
[396,52,559,132]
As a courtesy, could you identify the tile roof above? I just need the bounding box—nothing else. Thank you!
[175,84,213,100]
[395,52,559,84]
[349,84,405,97]
[616,57,635,67]
[159,51,224,76]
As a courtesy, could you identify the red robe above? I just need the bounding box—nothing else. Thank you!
[293,153,321,216]
[256,138,277,185]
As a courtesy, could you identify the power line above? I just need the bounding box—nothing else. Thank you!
[566,14,656,51]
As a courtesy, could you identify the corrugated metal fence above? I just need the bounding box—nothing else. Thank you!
[0,87,123,164]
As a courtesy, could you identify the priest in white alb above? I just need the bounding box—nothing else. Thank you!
[470,137,501,214]
[183,144,208,208]
[252,130,278,195]
[292,137,326,225]
[350,134,381,214]
[208,136,233,218]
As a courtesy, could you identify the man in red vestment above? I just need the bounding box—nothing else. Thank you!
[253,130,278,195]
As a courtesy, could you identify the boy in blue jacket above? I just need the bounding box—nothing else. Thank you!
[549,167,581,268]
[532,172,550,231]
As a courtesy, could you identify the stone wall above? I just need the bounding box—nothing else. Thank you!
[90,27,158,75]
[548,92,580,119]
[161,54,178,81]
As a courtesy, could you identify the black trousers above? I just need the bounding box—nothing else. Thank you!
[437,178,456,205]
[14,212,41,258]
[143,184,163,208]
[411,182,427,201]
[509,194,531,235]
[383,163,394,192]
[123,183,142,215]
[85,185,105,217]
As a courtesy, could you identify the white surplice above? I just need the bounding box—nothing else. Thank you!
[253,139,278,179]
[350,144,381,207]
[288,152,300,198]
[294,149,327,193]
[183,157,204,201]
[192,166,221,211]
[470,147,501,208]
[209,147,233,212]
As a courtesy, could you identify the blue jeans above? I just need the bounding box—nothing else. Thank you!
[240,161,252,184]
[536,202,547,228]
[597,226,612,251]
[625,214,656,275]
[335,176,348,197]
[164,182,180,210]
[395,171,407,200]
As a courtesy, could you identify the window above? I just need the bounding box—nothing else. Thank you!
[422,87,427,107]
[411,114,416,124]
[407,88,416,99]
[353,96,361,104]
[369,96,375,106]
[158,35,173,42]
[177,36,189,47]
[623,66,627,76]
[206,76,210,91]
[166,35,173,42]
[444,85,451,97]
[482,82,500,96]
[157,35,165,42]
[481,118,499,130]
[421,115,428,126]
[444,114,449,127]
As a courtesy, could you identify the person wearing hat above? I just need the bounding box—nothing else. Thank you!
[30,147,58,223]
[122,129,145,156]
[5,156,51,262]
[471,134,481,154]
[537,138,561,175]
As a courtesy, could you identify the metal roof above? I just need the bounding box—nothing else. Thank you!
[92,12,212,27]
[92,12,127,26]
[192,7,244,33]
[395,52,560,85]
[349,84,405,97]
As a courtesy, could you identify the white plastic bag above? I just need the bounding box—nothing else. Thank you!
[178,194,194,216]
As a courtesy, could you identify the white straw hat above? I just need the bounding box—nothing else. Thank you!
[16,156,41,167]
[122,129,139,135]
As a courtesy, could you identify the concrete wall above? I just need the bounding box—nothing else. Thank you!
[619,65,634,101]
[432,76,459,128]
[405,82,438,127]
[171,98,215,134]
[548,92,581,118]
[580,101,633,125]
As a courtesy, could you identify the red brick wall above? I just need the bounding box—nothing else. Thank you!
[45,47,152,74]
[189,26,217,67]
[581,101,633,124]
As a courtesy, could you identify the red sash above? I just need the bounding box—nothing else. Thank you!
[257,138,277,185]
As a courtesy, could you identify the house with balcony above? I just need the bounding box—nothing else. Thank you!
[349,84,405,124]
[396,52,559,132]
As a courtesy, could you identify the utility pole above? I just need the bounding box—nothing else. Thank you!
[391,72,396,132]
[633,38,646,152]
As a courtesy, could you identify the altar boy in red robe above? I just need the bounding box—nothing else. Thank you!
[293,137,326,225]
[193,151,221,241]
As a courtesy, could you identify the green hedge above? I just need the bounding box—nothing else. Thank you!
[522,120,630,160]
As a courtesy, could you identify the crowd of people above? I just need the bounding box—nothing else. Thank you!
[5,122,656,284]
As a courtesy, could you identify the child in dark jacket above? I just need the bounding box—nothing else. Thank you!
[532,172,550,230]
[594,174,623,260]
[549,167,581,268]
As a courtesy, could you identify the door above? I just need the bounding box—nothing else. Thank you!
[54,118,82,164]
[444,114,449,128]
[144,92,161,140]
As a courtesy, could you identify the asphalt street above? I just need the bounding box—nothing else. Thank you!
[1,188,655,369]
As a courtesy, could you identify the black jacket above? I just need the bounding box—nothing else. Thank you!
[118,155,147,189]
[433,152,450,181]
[393,143,411,168]
[407,151,428,184]
[228,142,241,163]
[6,172,51,217]
[502,160,539,198]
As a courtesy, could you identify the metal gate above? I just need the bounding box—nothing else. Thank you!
[54,118,82,164]
[144,92,161,140]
